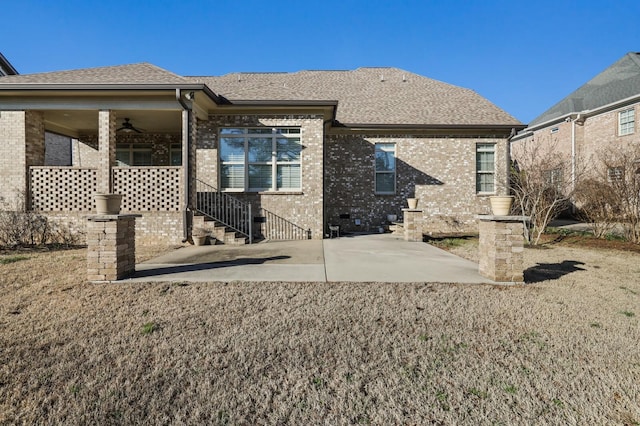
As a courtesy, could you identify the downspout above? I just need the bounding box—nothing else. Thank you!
[176,88,192,243]
[571,116,576,194]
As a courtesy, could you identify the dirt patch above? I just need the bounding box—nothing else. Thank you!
[0,243,638,424]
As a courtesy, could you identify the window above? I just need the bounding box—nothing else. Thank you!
[219,127,301,191]
[375,143,396,194]
[544,168,563,191]
[608,166,624,182]
[170,143,182,166]
[550,127,559,134]
[476,143,495,193]
[619,108,635,136]
[116,144,152,166]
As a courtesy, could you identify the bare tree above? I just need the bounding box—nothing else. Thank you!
[510,138,576,245]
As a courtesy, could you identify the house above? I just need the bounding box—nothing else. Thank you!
[510,52,640,188]
[0,61,523,244]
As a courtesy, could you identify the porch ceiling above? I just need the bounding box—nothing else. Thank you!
[45,109,182,137]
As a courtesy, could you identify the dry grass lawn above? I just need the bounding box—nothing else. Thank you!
[0,240,639,424]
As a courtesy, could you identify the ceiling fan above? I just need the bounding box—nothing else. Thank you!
[117,117,143,133]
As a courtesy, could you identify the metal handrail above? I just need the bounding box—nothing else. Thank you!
[195,179,252,244]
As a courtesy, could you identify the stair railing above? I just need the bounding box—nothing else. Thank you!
[195,179,252,244]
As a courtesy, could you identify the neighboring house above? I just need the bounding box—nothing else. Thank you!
[0,62,523,244]
[511,52,640,189]
[0,52,19,76]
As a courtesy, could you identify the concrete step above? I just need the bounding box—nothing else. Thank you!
[193,214,248,245]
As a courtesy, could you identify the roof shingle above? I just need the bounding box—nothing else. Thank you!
[0,63,521,127]
[529,52,640,126]
[190,67,521,126]
[0,62,188,85]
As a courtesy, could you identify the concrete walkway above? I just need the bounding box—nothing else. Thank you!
[127,233,493,284]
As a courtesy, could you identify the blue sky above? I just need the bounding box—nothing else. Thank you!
[2,0,639,123]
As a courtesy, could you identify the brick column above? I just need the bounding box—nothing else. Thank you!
[87,214,141,281]
[98,110,116,194]
[402,209,424,242]
[476,215,528,283]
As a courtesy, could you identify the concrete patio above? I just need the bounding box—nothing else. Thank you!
[126,233,493,284]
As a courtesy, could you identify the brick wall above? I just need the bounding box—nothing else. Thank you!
[0,111,27,205]
[325,134,509,234]
[0,111,45,207]
[45,211,184,246]
[45,132,72,166]
[196,114,325,239]
[512,101,640,180]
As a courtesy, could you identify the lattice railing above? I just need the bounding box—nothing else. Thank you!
[30,167,97,211]
[112,167,182,211]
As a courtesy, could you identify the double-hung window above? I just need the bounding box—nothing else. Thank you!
[375,143,396,194]
[619,108,635,136]
[476,143,496,193]
[220,127,301,191]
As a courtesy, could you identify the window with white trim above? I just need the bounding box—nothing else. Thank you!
[116,144,152,166]
[375,143,396,194]
[219,127,301,191]
[476,143,496,193]
[619,108,635,136]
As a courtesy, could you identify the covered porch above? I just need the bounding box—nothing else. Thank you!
[0,82,215,244]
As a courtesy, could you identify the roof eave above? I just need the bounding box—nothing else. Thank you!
[338,122,526,131]
[519,92,640,136]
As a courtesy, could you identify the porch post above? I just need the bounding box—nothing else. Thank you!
[181,109,196,239]
[98,110,116,194]
[24,111,45,210]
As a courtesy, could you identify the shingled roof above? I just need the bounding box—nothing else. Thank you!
[0,62,189,85]
[529,52,640,126]
[190,67,521,126]
[0,62,521,127]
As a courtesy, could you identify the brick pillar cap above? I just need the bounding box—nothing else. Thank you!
[87,214,142,222]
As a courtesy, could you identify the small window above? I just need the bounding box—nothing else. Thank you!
[116,144,153,166]
[544,168,563,191]
[608,166,624,182]
[619,108,635,136]
[550,127,559,134]
[375,143,396,194]
[476,143,496,193]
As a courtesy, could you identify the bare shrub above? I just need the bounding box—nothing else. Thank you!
[0,193,80,248]
[574,179,619,238]
[591,144,640,243]
[510,139,577,245]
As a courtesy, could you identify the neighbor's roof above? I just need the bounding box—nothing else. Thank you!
[190,68,521,126]
[529,52,640,127]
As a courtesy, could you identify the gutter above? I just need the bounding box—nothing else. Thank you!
[0,83,222,104]
[176,88,193,243]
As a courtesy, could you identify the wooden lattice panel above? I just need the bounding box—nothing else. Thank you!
[30,167,97,211]
[112,167,182,211]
